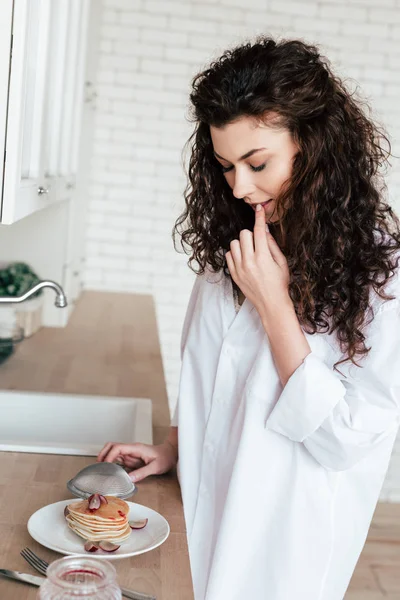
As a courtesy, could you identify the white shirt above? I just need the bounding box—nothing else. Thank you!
[172,267,400,600]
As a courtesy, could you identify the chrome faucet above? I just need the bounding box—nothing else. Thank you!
[0,280,67,308]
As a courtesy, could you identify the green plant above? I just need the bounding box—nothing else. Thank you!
[0,262,42,298]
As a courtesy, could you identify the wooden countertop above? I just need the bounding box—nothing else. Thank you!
[0,291,194,599]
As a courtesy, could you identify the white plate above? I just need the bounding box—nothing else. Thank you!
[28,499,170,560]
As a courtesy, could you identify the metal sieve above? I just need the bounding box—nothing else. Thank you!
[67,462,137,499]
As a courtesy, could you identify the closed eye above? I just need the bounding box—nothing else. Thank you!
[251,163,266,172]
[221,163,266,174]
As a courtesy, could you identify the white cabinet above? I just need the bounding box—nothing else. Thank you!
[0,0,89,225]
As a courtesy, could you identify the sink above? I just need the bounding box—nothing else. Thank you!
[0,390,152,455]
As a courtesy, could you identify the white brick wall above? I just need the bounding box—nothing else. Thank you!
[84,0,400,499]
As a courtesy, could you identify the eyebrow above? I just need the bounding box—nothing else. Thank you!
[214,147,267,162]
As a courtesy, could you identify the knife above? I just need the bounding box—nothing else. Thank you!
[0,568,45,586]
[0,568,156,600]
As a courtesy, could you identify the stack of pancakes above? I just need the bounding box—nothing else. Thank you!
[65,496,131,543]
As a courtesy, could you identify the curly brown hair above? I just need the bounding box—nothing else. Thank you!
[173,37,400,367]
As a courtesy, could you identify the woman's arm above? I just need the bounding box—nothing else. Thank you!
[265,302,400,471]
[169,273,203,434]
[227,203,311,389]
[258,294,311,387]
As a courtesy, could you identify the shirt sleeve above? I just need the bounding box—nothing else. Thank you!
[170,274,201,427]
[265,301,400,471]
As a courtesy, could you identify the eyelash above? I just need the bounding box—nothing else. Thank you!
[221,163,266,174]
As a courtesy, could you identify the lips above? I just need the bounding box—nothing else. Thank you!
[249,200,272,210]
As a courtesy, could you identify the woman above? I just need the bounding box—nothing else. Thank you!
[98,38,400,600]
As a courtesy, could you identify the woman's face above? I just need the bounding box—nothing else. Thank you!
[210,116,298,223]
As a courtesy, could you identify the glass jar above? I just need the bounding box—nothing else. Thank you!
[37,556,122,600]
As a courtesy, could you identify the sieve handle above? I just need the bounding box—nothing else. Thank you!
[121,587,156,600]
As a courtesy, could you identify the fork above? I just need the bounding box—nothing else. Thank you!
[21,548,156,600]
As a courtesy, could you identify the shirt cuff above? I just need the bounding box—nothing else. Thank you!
[265,353,346,442]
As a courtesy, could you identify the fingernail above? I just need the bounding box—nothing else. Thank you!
[256,204,262,212]
[130,474,137,482]
[265,224,269,233]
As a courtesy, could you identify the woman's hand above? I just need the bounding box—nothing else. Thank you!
[97,440,178,483]
[226,204,291,318]
[227,205,311,385]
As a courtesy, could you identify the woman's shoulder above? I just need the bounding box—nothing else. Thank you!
[186,266,227,308]
[203,264,226,283]
[193,265,227,289]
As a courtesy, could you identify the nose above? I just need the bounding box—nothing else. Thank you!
[231,167,256,200]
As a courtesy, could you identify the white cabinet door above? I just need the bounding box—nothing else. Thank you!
[1,0,53,224]
[45,0,89,204]
[0,0,89,225]
[0,1,13,205]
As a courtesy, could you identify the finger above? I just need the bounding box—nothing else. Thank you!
[103,443,143,465]
[229,239,242,265]
[266,231,287,268]
[97,442,114,462]
[122,456,144,469]
[253,204,270,255]
[239,229,254,261]
[129,462,158,483]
